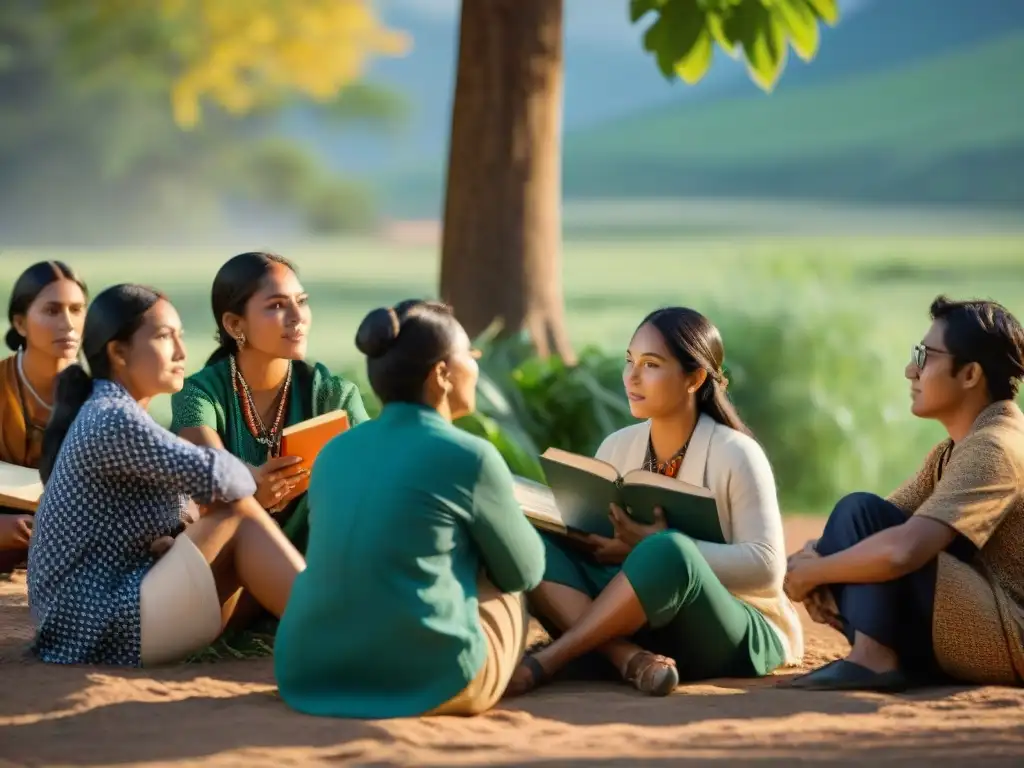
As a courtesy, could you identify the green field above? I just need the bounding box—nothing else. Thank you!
[3,208,1023,506]
[5,232,1023,367]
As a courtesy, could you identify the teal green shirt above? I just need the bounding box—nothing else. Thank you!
[274,402,545,719]
[169,357,369,553]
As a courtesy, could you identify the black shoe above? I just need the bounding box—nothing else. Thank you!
[783,660,911,692]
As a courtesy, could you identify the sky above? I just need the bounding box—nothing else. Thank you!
[384,0,874,49]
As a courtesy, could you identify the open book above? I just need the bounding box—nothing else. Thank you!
[513,447,724,543]
[279,410,350,494]
[0,460,44,512]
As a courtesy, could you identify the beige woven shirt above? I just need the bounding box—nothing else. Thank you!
[805,400,1024,685]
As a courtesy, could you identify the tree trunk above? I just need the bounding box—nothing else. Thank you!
[439,0,575,363]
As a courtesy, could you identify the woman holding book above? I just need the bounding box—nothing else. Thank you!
[509,307,803,697]
[1,261,88,571]
[274,300,546,718]
[27,284,305,666]
[171,252,369,556]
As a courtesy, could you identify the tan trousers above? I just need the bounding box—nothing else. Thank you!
[427,579,528,716]
[139,535,223,666]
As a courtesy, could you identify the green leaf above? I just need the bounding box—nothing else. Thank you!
[774,0,820,61]
[706,11,739,56]
[644,0,710,82]
[455,413,544,482]
[641,16,671,77]
[674,27,714,83]
[731,0,788,91]
[803,0,839,25]
[475,370,516,418]
[630,0,665,23]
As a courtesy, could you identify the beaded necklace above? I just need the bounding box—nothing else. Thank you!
[16,349,54,414]
[230,355,291,458]
[15,350,52,448]
[642,433,692,479]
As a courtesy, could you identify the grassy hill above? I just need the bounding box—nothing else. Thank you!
[562,32,1024,206]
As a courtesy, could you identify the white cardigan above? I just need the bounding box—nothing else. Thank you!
[596,415,804,665]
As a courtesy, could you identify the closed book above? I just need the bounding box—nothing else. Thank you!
[279,410,350,494]
[0,460,43,512]
[514,447,724,543]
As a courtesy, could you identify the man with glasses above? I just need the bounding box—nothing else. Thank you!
[782,296,1024,691]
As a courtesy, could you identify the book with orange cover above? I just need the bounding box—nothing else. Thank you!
[279,410,350,494]
[0,460,43,512]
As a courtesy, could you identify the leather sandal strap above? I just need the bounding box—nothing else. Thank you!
[624,651,678,696]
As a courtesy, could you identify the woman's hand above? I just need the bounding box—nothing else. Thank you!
[609,503,667,548]
[0,515,32,550]
[250,455,307,513]
[579,534,633,565]
[783,551,822,602]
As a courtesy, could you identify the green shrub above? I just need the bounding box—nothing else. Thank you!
[712,303,939,512]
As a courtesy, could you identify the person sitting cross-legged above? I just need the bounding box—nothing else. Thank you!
[785,296,1024,691]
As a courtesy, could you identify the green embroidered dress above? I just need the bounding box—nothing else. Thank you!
[169,357,369,555]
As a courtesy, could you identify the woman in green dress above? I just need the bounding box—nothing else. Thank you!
[170,252,369,556]
[274,300,545,718]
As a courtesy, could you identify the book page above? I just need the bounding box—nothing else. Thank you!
[0,461,43,511]
[512,476,565,532]
[621,468,714,497]
[540,447,620,483]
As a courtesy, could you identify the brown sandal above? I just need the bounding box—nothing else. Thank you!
[623,651,679,696]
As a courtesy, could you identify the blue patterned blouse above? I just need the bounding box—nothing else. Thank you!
[27,379,256,666]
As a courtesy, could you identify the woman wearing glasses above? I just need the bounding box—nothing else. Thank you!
[785,296,1024,691]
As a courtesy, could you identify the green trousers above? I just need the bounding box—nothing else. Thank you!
[540,530,784,681]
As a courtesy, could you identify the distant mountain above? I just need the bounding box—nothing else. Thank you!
[363,0,1024,216]
[562,31,1024,206]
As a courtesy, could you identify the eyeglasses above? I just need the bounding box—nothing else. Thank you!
[911,343,953,369]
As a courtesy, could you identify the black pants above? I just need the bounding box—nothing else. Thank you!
[816,492,947,681]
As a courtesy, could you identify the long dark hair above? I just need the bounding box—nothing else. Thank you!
[206,251,296,366]
[6,261,89,351]
[39,284,164,484]
[355,299,464,405]
[639,307,753,437]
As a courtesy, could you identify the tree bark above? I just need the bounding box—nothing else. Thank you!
[439,0,575,363]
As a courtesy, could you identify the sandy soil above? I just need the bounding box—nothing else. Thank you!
[2,517,1022,767]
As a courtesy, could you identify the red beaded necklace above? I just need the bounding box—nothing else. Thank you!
[643,434,691,480]
[230,355,291,457]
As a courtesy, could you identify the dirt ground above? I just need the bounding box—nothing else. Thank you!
[2,516,1022,767]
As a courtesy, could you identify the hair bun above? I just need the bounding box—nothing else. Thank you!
[355,307,401,359]
[4,327,24,352]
